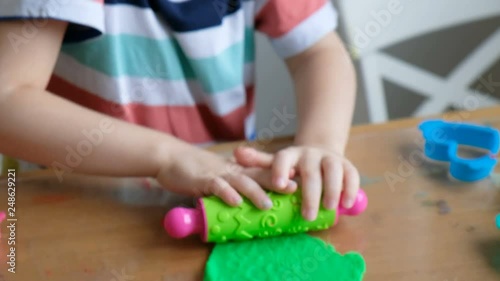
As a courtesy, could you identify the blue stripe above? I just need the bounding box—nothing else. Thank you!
[0,16,37,21]
[64,27,101,43]
[104,0,150,8]
[104,0,242,32]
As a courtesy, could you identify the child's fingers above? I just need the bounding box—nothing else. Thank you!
[245,168,298,194]
[208,177,242,207]
[282,181,298,193]
[321,156,343,210]
[224,173,273,210]
[341,161,360,209]
[233,146,273,168]
[299,154,322,221]
[272,149,299,189]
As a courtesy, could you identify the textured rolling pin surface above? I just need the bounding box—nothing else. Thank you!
[203,191,336,243]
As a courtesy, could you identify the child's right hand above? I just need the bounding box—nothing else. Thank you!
[155,145,297,209]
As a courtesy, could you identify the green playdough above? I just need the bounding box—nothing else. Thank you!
[204,234,366,281]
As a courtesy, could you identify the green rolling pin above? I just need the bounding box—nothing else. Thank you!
[163,189,368,243]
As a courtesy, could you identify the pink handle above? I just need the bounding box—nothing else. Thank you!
[163,207,204,239]
[338,189,368,216]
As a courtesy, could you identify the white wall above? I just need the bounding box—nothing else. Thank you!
[254,33,297,137]
[254,0,500,135]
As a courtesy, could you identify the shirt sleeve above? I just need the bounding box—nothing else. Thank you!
[255,0,338,58]
[0,0,105,43]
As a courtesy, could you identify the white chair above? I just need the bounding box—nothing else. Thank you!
[335,0,500,123]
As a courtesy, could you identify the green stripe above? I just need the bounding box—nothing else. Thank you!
[61,28,255,94]
[244,28,254,63]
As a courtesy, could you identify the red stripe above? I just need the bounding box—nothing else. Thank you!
[256,0,326,38]
[47,75,254,144]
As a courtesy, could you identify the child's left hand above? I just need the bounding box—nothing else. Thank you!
[234,146,360,221]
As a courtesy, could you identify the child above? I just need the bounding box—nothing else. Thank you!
[0,0,358,221]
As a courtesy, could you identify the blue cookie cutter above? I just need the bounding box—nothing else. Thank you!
[419,119,500,182]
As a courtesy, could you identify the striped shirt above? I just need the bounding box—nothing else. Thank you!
[0,0,338,145]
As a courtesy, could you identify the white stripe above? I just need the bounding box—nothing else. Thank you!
[243,1,255,27]
[0,0,104,32]
[103,5,170,40]
[245,111,256,139]
[244,63,255,87]
[102,3,254,59]
[270,2,338,58]
[253,0,268,16]
[53,54,254,116]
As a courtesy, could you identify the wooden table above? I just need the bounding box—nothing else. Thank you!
[1,107,500,281]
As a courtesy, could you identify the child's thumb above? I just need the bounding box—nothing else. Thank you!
[233,146,273,168]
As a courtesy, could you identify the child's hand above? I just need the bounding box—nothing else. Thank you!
[234,146,360,221]
[155,145,297,209]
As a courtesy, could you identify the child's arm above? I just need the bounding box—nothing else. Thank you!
[0,20,174,178]
[285,32,359,213]
[286,32,356,156]
[234,32,359,221]
[0,20,295,208]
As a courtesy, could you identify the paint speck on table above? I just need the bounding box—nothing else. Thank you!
[32,195,73,204]
[45,270,52,277]
[370,213,383,224]
[466,226,475,233]
[421,165,447,176]
[421,200,437,207]
[490,173,500,187]
[482,121,494,127]
[414,191,428,199]
[437,200,451,215]
[360,175,382,187]
[420,199,451,215]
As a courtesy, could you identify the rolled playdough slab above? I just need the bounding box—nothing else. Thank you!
[204,234,366,281]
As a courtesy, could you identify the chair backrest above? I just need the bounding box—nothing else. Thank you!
[335,0,500,56]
